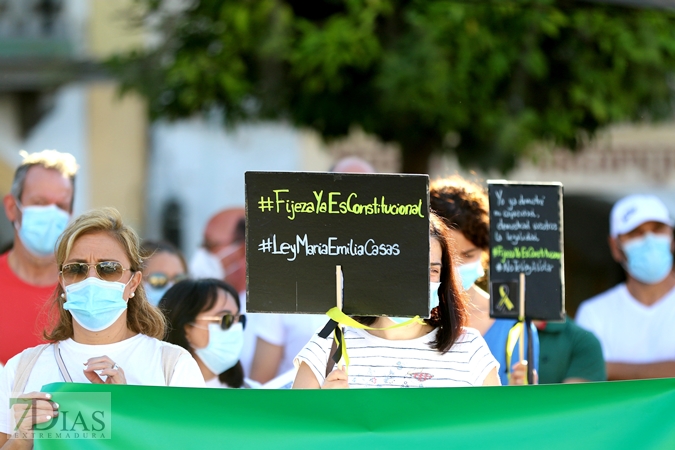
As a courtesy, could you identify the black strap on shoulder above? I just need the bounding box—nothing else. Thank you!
[318,319,338,339]
[319,319,343,377]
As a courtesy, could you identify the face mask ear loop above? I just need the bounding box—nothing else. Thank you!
[216,242,242,261]
[123,271,138,302]
[613,237,630,273]
[12,197,23,230]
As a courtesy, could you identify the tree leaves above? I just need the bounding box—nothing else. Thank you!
[107,0,675,173]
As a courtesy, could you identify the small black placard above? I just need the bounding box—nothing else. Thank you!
[246,171,430,316]
[488,181,565,321]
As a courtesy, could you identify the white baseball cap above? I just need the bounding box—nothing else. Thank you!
[610,194,673,237]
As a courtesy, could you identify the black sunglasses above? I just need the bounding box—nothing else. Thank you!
[198,314,247,331]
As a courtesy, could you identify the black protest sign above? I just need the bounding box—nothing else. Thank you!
[488,181,565,321]
[245,172,429,316]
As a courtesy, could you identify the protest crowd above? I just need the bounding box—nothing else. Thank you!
[2,149,675,448]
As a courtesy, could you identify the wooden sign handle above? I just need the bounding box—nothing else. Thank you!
[335,265,346,372]
[519,272,525,363]
[336,265,343,311]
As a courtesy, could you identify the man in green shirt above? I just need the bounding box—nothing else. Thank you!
[536,316,606,384]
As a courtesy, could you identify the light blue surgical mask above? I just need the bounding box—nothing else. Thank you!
[15,202,69,257]
[194,322,244,375]
[457,260,485,291]
[63,277,131,332]
[622,232,673,284]
[429,281,442,311]
[144,282,171,307]
[387,316,411,324]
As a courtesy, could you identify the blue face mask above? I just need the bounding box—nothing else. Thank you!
[457,260,485,291]
[63,277,130,332]
[15,202,69,257]
[429,281,441,311]
[144,282,171,307]
[622,233,673,284]
[194,322,244,375]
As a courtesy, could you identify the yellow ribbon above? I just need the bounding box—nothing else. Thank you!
[325,307,426,369]
[505,321,528,385]
[498,285,515,311]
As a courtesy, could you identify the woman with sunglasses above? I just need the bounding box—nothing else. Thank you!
[0,208,204,448]
[141,240,188,306]
[160,278,256,388]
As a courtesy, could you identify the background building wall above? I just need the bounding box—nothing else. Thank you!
[87,0,147,232]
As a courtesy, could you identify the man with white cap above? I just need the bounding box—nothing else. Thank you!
[576,194,675,380]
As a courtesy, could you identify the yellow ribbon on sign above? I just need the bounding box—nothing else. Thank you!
[505,321,528,385]
[325,307,427,369]
[498,286,515,311]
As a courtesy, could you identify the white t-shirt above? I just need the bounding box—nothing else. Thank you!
[576,283,675,363]
[294,326,499,388]
[0,334,205,434]
[237,291,259,375]
[255,313,329,377]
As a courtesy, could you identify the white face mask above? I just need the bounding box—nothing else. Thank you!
[188,244,242,280]
[189,248,225,280]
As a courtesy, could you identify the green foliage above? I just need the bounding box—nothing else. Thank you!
[108,0,675,173]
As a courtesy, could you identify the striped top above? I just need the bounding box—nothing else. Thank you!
[294,326,500,388]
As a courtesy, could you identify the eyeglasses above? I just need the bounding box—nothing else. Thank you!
[146,272,188,289]
[60,261,130,284]
[197,314,246,331]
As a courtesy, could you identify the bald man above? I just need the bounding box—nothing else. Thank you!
[189,208,246,294]
[330,156,375,173]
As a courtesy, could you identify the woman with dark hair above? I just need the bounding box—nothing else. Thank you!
[430,175,539,385]
[292,214,500,388]
[160,278,257,388]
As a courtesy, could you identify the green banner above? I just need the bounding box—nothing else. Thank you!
[33,379,675,449]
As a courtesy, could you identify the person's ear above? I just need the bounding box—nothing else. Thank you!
[184,324,194,345]
[3,194,19,223]
[608,236,625,264]
[127,271,143,299]
[58,274,67,295]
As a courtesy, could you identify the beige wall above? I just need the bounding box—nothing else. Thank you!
[86,0,147,232]
[89,0,144,58]
[0,160,13,196]
[87,85,147,231]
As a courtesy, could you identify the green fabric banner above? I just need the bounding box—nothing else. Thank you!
[33,379,675,449]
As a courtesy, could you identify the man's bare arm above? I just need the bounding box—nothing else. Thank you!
[606,361,675,380]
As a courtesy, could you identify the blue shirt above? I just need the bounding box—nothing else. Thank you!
[483,319,540,385]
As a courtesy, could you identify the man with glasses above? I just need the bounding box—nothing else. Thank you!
[0,150,78,364]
